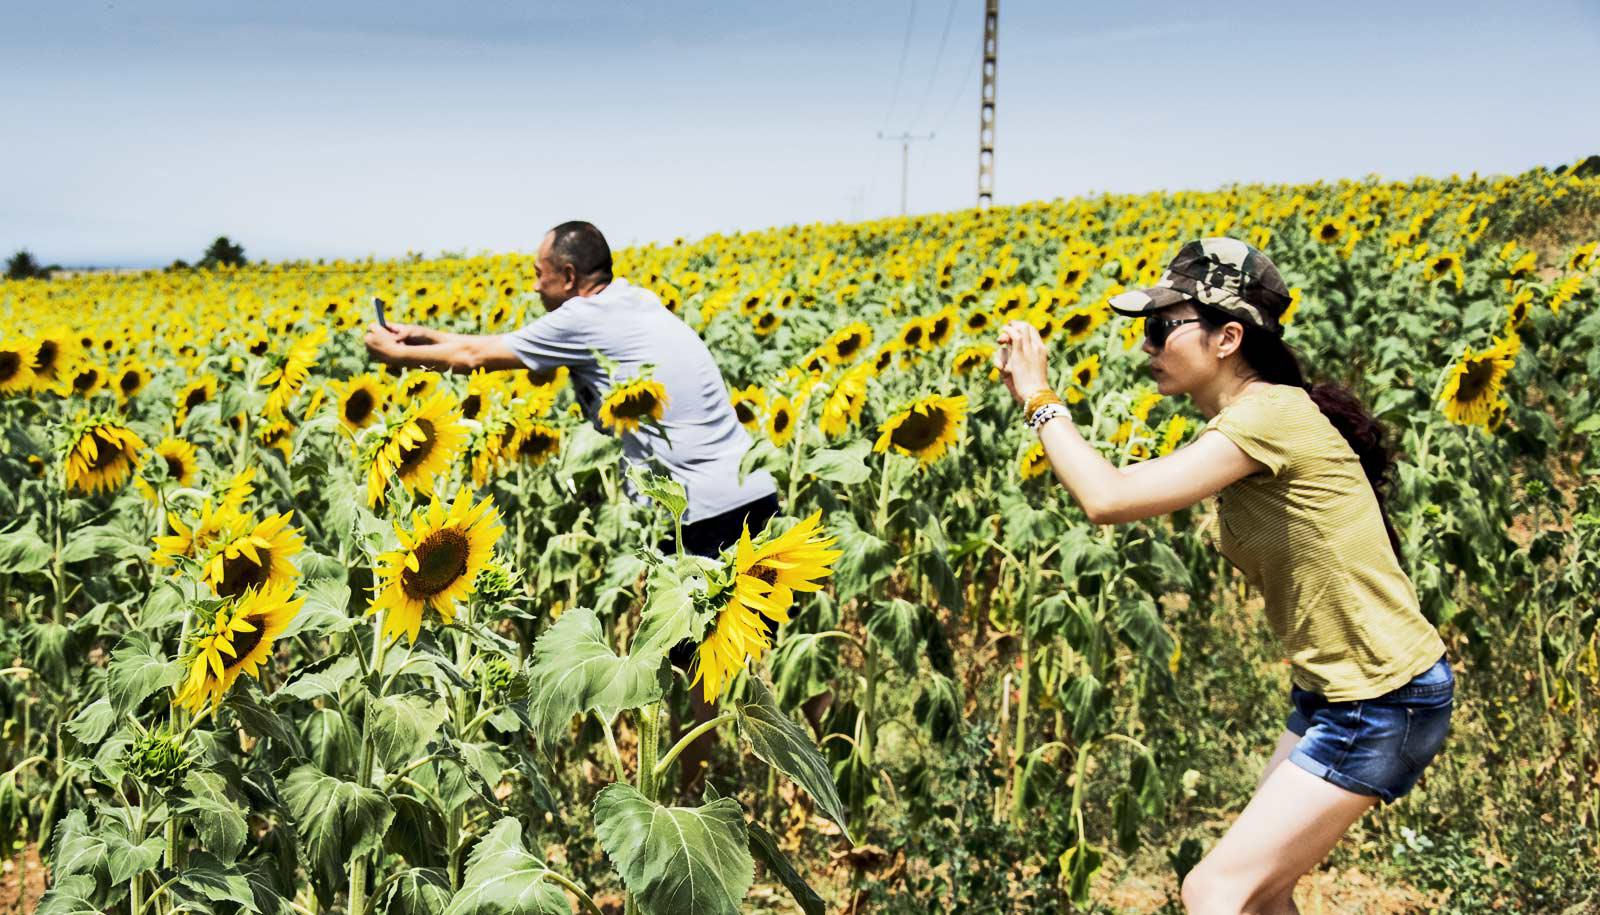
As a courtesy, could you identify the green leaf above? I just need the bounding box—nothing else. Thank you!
[179,851,258,912]
[105,830,164,883]
[1115,592,1176,688]
[1060,674,1111,743]
[0,524,51,574]
[272,654,362,705]
[628,561,715,666]
[629,466,688,524]
[768,632,839,710]
[281,764,395,908]
[592,784,754,915]
[106,631,184,717]
[60,523,142,564]
[525,608,666,751]
[829,527,894,602]
[51,810,108,880]
[739,437,784,483]
[734,678,851,841]
[1059,842,1104,907]
[384,867,452,915]
[64,698,116,745]
[913,673,961,743]
[863,599,921,674]
[370,693,448,768]
[560,424,622,478]
[227,685,305,757]
[35,875,99,915]
[178,770,248,863]
[280,577,355,639]
[802,440,872,485]
[442,817,570,915]
[300,707,360,777]
[746,821,824,915]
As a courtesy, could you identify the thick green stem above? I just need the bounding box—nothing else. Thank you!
[637,703,661,801]
[654,712,736,779]
[349,615,391,915]
[861,640,879,766]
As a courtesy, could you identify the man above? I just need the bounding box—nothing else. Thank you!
[364,221,776,792]
[363,220,779,544]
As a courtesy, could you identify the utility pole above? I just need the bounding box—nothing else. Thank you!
[878,131,935,216]
[977,0,999,208]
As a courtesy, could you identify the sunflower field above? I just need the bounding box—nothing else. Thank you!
[2,163,1600,914]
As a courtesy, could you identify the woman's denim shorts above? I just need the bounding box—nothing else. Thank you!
[1285,655,1454,804]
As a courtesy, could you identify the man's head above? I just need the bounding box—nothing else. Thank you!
[536,221,613,310]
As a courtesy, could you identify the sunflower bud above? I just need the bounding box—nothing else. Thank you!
[125,728,193,788]
[475,657,517,700]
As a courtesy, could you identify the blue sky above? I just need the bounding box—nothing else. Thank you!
[3,0,1598,266]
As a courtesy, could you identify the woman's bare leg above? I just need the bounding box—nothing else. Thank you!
[1183,733,1376,915]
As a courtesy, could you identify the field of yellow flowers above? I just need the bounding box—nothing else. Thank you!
[2,164,1599,913]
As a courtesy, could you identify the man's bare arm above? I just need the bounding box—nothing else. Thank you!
[363,322,524,373]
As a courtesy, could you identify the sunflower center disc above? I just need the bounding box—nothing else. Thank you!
[1456,360,1496,403]
[750,564,779,586]
[891,410,948,452]
[345,389,374,424]
[402,528,471,599]
[0,352,20,382]
[397,419,437,472]
[226,617,267,664]
[217,551,272,599]
[86,432,126,472]
[165,455,186,479]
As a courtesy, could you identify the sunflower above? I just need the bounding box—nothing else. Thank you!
[1059,304,1108,345]
[331,373,386,433]
[509,420,561,465]
[153,437,199,487]
[729,384,767,431]
[1281,288,1303,325]
[459,370,499,422]
[369,491,504,644]
[174,583,304,713]
[598,377,669,435]
[152,499,245,573]
[1314,216,1345,245]
[872,344,900,374]
[1566,241,1597,273]
[64,418,146,495]
[874,394,967,467]
[1440,339,1516,428]
[114,362,148,402]
[257,419,294,461]
[818,367,870,439]
[692,511,840,702]
[0,341,34,395]
[767,394,796,447]
[397,369,442,402]
[364,392,466,507]
[753,310,782,336]
[262,326,326,417]
[1131,390,1163,424]
[963,309,994,335]
[925,306,958,349]
[898,317,929,351]
[29,330,73,392]
[995,285,1029,317]
[1066,354,1101,404]
[174,375,218,426]
[1549,275,1586,315]
[1506,288,1534,333]
[951,343,995,377]
[1424,250,1466,288]
[1159,415,1190,456]
[68,363,106,398]
[1019,442,1050,480]
[201,511,304,599]
[826,322,873,364]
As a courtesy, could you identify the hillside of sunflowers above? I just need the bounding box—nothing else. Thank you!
[2,163,1599,914]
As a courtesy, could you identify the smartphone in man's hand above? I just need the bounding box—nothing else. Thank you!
[372,296,392,331]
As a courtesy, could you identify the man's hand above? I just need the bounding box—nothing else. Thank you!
[364,322,409,365]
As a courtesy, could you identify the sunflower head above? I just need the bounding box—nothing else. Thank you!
[153,437,199,487]
[175,375,218,426]
[0,342,35,395]
[511,420,561,465]
[69,363,106,398]
[201,512,304,599]
[873,394,967,467]
[1019,442,1050,480]
[692,511,840,702]
[175,583,304,712]
[63,417,147,495]
[115,362,147,402]
[599,378,669,435]
[766,395,796,447]
[730,384,767,430]
[364,392,466,507]
[1440,340,1516,428]
[952,344,995,376]
[333,373,387,432]
[370,491,505,644]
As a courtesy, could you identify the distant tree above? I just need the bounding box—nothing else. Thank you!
[197,236,247,269]
[5,249,58,280]
[168,259,191,272]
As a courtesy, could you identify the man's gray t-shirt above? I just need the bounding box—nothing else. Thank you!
[501,278,777,524]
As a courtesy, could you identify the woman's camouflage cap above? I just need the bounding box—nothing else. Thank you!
[1108,237,1293,336]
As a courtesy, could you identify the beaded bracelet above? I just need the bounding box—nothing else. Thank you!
[1023,388,1064,417]
[1026,403,1069,431]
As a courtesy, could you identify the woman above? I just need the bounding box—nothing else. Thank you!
[995,238,1452,915]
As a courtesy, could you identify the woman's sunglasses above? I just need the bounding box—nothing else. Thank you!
[1144,316,1201,350]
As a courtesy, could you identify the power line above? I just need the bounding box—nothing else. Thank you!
[878,0,919,131]
[904,0,961,133]
[929,37,981,137]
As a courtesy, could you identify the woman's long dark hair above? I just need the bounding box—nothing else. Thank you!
[1192,304,1404,564]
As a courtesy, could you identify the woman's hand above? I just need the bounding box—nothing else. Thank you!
[996,320,1051,406]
